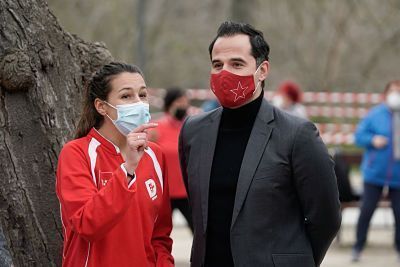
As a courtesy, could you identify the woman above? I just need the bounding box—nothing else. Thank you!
[149,88,193,232]
[56,62,174,267]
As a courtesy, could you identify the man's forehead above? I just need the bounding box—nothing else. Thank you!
[212,34,252,59]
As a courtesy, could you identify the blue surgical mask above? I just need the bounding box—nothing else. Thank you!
[105,101,151,135]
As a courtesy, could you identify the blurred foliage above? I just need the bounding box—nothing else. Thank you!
[47,0,400,92]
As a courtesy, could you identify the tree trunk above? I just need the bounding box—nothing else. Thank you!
[0,0,113,265]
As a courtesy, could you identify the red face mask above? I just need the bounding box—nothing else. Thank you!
[210,68,261,108]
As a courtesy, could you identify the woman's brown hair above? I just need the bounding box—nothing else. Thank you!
[74,62,143,139]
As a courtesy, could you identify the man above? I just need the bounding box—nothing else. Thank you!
[352,80,400,262]
[179,21,341,267]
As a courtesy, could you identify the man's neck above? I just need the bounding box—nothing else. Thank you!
[220,89,263,129]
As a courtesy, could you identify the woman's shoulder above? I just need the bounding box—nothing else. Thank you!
[59,136,91,158]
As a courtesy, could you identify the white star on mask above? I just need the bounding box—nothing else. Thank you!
[230,81,248,102]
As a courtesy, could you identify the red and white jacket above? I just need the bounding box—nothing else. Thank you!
[152,115,187,199]
[56,128,174,267]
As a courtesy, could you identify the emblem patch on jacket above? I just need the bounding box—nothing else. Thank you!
[145,179,157,200]
[99,171,113,188]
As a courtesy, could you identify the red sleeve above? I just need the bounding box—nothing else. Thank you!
[151,148,174,266]
[56,141,136,242]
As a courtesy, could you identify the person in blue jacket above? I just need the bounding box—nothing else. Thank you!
[352,80,400,261]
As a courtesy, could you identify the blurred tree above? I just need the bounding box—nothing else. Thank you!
[0,0,112,265]
[136,0,147,71]
[231,0,258,25]
[47,0,400,92]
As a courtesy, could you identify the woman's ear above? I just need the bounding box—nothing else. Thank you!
[94,98,107,116]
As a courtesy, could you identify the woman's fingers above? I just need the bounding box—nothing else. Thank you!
[127,135,147,147]
[127,123,157,149]
[131,123,158,134]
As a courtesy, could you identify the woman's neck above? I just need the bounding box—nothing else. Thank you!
[97,121,127,151]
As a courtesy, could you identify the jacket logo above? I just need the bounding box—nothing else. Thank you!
[145,179,157,200]
[99,171,113,187]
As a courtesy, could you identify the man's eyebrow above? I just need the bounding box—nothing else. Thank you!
[230,58,246,63]
[211,59,222,64]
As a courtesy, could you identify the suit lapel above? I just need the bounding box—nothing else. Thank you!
[231,100,274,229]
[198,108,221,233]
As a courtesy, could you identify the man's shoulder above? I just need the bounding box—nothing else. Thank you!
[180,108,221,140]
[269,106,318,146]
[272,105,310,128]
[185,108,221,127]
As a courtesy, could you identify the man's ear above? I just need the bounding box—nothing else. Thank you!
[258,61,269,82]
[94,98,107,116]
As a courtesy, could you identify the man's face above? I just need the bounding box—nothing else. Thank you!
[210,34,268,106]
[211,34,257,75]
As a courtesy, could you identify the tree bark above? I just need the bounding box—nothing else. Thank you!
[0,0,113,266]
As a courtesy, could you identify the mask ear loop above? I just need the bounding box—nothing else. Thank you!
[103,101,117,110]
[253,81,262,96]
[103,101,117,121]
[252,64,263,96]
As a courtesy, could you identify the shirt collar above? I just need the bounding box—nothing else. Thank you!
[88,128,121,155]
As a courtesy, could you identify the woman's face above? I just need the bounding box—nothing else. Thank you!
[386,85,400,97]
[103,72,148,120]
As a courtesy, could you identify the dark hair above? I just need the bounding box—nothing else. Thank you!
[208,21,270,88]
[384,80,400,95]
[163,87,185,112]
[74,62,144,139]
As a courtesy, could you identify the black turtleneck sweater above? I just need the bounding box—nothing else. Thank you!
[205,92,263,267]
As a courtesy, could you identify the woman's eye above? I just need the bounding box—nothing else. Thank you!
[121,94,129,99]
[140,94,147,98]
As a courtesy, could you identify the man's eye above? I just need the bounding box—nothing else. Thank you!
[213,63,222,69]
[233,63,243,67]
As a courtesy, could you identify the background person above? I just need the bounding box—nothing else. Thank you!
[272,80,308,119]
[149,87,193,232]
[352,80,400,262]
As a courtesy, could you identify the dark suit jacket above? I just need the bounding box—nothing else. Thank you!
[179,99,341,267]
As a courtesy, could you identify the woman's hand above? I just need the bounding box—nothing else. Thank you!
[124,123,158,175]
